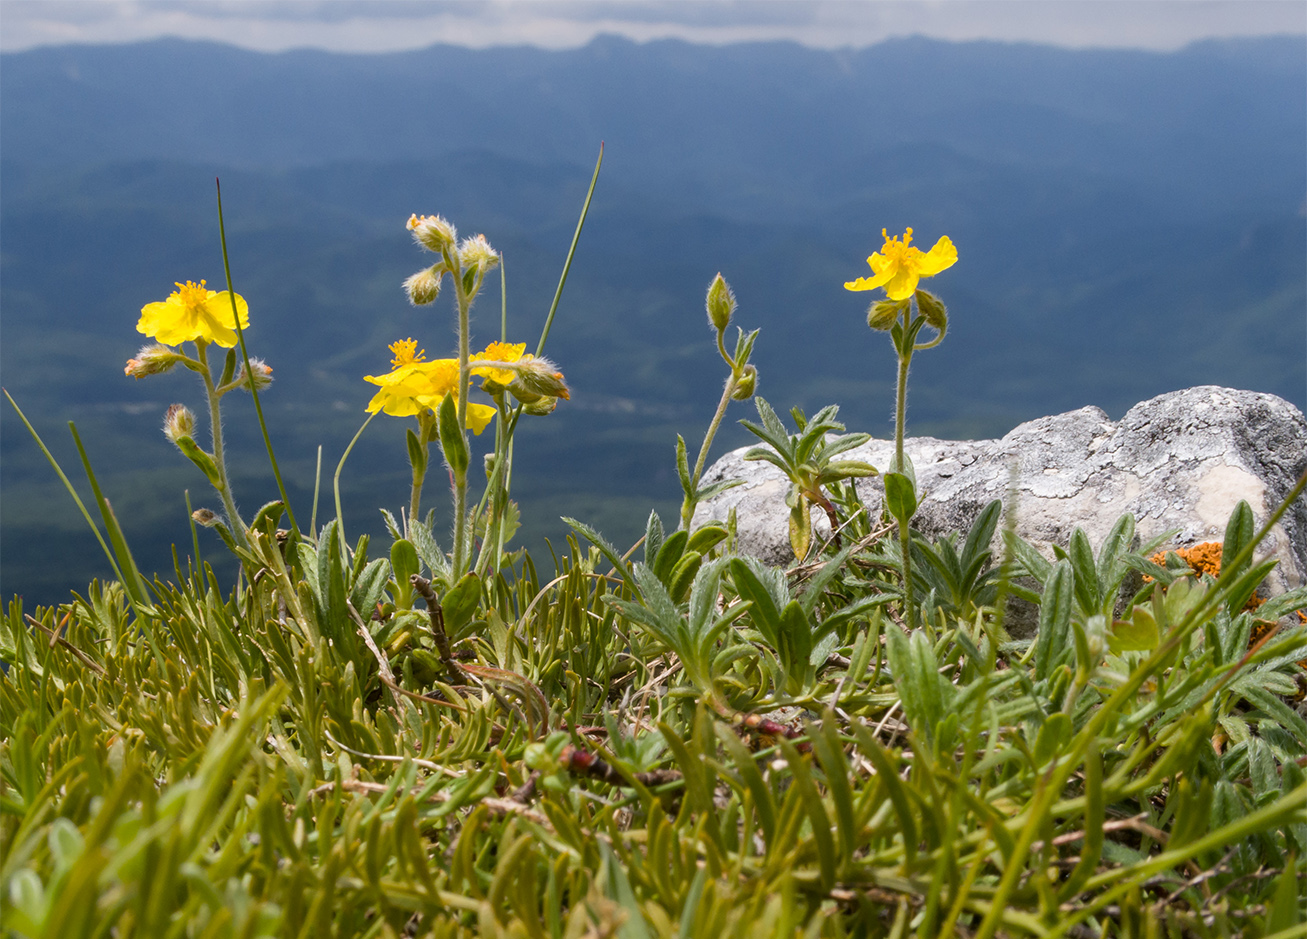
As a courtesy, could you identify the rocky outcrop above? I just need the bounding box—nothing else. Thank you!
[693,387,1307,597]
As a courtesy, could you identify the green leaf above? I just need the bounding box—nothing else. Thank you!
[644,510,664,567]
[668,550,703,604]
[350,558,390,621]
[676,434,693,498]
[850,723,917,865]
[564,517,635,593]
[1221,499,1256,583]
[960,500,1002,572]
[1095,513,1136,596]
[686,524,728,556]
[436,392,468,477]
[442,572,482,641]
[405,427,427,475]
[653,529,689,586]
[1068,528,1101,615]
[788,498,813,560]
[694,477,745,503]
[883,471,917,525]
[1108,606,1159,653]
[777,599,814,677]
[1267,852,1301,933]
[174,436,224,489]
[1035,560,1075,681]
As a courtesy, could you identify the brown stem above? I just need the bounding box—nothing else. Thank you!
[411,574,467,684]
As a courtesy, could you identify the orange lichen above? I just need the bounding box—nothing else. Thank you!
[1148,541,1224,580]
[1145,542,1306,658]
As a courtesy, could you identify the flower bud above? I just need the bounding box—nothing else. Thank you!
[407,213,457,252]
[458,234,500,275]
[867,298,907,331]
[914,289,948,332]
[234,358,274,392]
[706,273,736,332]
[731,364,757,400]
[484,452,497,479]
[124,343,182,379]
[191,508,219,527]
[522,396,558,416]
[163,403,197,443]
[510,357,570,400]
[404,265,444,305]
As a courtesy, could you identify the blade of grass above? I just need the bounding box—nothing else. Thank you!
[215,177,299,538]
[67,422,152,611]
[4,390,131,599]
[535,143,603,357]
[334,413,377,554]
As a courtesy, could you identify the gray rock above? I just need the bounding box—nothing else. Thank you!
[693,387,1307,604]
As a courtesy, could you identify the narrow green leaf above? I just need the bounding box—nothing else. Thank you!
[644,510,664,567]
[883,471,918,525]
[1035,560,1075,681]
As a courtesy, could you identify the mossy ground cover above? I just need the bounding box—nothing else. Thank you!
[3,165,1306,937]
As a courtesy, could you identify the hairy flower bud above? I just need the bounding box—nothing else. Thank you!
[509,356,570,400]
[914,289,948,332]
[163,403,197,443]
[234,358,274,392]
[407,213,456,252]
[522,396,558,416]
[191,508,219,527]
[867,298,906,331]
[458,234,500,275]
[731,364,757,400]
[124,343,182,379]
[404,265,444,305]
[706,273,736,332]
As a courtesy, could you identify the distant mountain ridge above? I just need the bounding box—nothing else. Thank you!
[2,34,1304,604]
[3,34,1303,212]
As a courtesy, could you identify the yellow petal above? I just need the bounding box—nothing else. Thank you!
[916,236,958,277]
[466,403,497,435]
[881,268,921,301]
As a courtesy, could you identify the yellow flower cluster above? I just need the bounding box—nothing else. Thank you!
[364,339,569,430]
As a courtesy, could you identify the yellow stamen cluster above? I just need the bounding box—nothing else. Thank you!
[389,338,426,369]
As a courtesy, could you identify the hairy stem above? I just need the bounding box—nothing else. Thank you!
[683,368,739,529]
[197,341,248,548]
[894,325,914,629]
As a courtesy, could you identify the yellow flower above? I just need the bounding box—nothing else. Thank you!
[844,228,957,301]
[137,280,250,348]
[470,341,527,386]
[364,341,495,433]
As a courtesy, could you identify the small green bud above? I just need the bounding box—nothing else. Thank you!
[731,364,757,400]
[868,298,906,331]
[124,343,182,379]
[162,403,196,442]
[404,265,444,305]
[706,273,737,332]
[522,396,558,416]
[914,289,948,332]
[510,357,570,400]
[458,234,500,275]
[407,213,457,252]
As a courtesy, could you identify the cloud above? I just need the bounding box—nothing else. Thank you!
[2,0,1303,54]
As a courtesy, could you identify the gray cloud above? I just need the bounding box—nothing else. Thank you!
[2,1,1303,53]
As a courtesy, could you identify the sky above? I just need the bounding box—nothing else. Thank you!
[2,0,1304,54]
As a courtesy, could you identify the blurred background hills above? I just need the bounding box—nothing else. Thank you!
[2,34,1304,605]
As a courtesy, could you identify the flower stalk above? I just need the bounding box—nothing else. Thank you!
[680,273,758,530]
[847,227,957,630]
